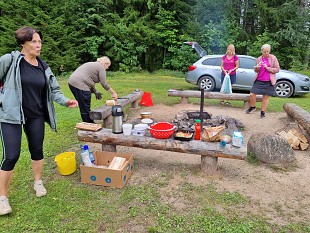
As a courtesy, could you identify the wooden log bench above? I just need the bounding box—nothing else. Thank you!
[77,128,247,175]
[283,103,310,140]
[168,89,263,108]
[90,90,144,127]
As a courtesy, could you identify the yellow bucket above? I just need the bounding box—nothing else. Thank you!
[55,152,77,175]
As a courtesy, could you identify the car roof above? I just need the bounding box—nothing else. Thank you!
[200,54,257,59]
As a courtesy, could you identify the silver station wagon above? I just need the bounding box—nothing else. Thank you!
[185,42,310,98]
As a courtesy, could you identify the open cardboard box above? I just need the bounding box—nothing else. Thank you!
[80,151,134,188]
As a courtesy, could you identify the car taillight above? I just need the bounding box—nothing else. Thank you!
[188,65,197,71]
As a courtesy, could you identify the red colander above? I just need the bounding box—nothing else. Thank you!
[149,122,175,139]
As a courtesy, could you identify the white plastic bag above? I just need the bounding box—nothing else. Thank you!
[220,74,232,94]
[232,130,244,147]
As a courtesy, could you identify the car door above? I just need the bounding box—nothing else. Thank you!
[235,56,257,90]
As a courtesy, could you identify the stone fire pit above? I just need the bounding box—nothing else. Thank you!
[173,110,245,136]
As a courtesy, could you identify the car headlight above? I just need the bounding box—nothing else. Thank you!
[296,73,310,81]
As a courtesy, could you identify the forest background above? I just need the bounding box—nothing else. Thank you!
[0,0,309,75]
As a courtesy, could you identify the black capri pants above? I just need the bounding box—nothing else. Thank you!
[0,117,45,171]
[69,84,93,123]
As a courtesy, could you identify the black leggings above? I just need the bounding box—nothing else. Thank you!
[68,84,93,123]
[0,117,45,171]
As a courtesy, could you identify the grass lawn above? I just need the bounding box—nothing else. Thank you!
[0,71,309,232]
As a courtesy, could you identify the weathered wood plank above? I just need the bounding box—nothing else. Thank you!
[77,128,246,160]
[90,90,144,121]
[283,103,310,135]
[168,89,263,107]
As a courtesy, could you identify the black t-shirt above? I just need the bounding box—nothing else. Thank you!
[20,58,46,118]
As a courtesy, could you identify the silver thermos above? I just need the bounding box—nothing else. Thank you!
[112,105,124,134]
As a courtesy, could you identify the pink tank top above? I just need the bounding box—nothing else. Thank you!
[257,57,271,81]
[222,55,238,75]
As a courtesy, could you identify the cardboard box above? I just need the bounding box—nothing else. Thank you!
[80,151,134,188]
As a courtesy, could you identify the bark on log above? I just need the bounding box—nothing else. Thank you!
[168,89,263,101]
[283,103,310,135]
[77,128,246,159]
[90,90,144,121]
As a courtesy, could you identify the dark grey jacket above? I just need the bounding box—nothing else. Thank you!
[0,51,69,131]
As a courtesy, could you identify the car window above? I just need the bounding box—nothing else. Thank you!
[202,57,221,66]
[239,57,256,69]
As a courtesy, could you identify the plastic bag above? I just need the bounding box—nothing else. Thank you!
[220,74,232,94]
[201,125,225,142]
[232,130,244,147]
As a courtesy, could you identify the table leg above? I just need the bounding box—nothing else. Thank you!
[103,116,112,128]
[102,144,116,152]
[201,155,218,175]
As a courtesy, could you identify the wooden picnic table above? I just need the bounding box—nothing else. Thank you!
[77,128,247,175]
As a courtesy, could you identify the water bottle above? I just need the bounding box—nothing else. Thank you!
[80,144,95,164]
[80,145,93,166]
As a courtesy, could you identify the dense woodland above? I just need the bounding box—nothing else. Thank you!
[0,0,309,74]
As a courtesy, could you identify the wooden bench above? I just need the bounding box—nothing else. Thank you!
[168,89,263,108]
[90,90,144,127]
[283,103,310,139]
[77,128,247,175]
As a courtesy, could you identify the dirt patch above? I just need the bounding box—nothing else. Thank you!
[94,103,310,225]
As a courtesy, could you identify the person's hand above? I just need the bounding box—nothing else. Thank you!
[66,99,78,108]
[95,92,102,100]
[112,92,118,100]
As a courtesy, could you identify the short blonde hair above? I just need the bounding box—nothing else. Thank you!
[97,56,111,65]
[226,44,236,55]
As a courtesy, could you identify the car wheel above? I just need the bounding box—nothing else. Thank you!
[275,80,294,98]
[198,76,215,91]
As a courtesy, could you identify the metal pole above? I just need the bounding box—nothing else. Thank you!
[199,88,205,125]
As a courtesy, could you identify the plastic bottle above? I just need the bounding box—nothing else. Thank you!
[80,144,95,164]
[80,145,93,166]
[194,119,201,140]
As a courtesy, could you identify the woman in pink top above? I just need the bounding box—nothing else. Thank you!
[246,44,280,118]
[220,44,239,106]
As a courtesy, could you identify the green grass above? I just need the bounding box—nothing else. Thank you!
[1,72,310,232]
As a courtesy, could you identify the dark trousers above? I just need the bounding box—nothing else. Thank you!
[68,84,94,123]
[221,73,237,84]
[0,117,45,171]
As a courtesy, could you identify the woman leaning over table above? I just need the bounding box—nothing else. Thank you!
[246,44,280,118]
[0,26,78,215]
[220,44,239,106]
[68,56,118,123]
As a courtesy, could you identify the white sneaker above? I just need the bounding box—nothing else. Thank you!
[0,196,12,215]
[34,180,47,197]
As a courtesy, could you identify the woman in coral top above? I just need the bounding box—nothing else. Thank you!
[246,44,280,118]
[220,44,239,106]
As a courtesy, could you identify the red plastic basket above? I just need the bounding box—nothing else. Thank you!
[149,122,175,139]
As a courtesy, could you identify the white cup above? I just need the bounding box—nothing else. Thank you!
[122,124,132,136]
